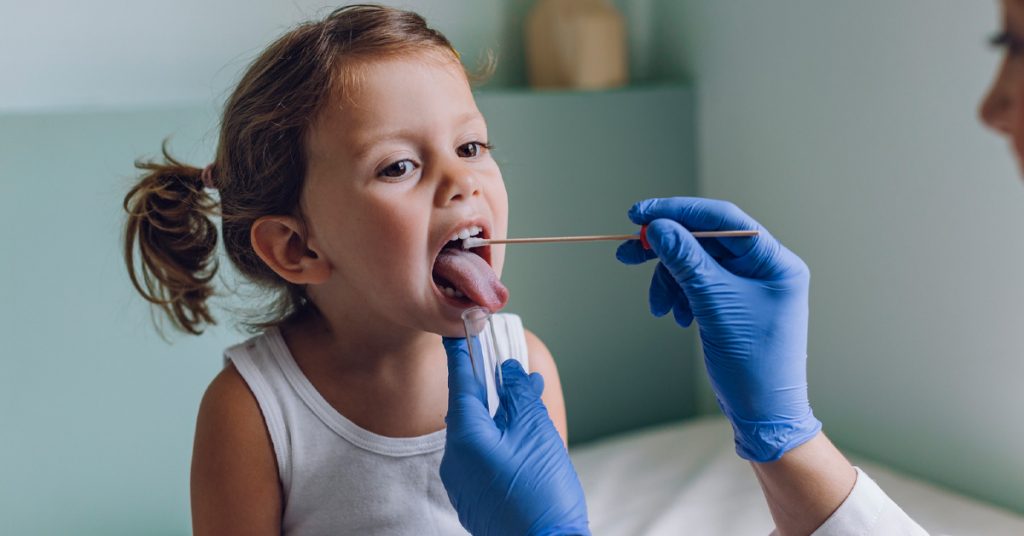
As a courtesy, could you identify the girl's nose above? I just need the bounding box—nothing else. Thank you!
[435,163,480,206]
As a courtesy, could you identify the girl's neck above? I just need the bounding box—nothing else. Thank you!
[282,301,442,377]
[277,301,451,439]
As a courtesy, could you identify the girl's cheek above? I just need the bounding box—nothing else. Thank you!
[490,177,509,229]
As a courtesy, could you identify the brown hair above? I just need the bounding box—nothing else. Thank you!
[123,4,468,336]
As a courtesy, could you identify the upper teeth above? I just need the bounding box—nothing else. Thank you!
[450,226,482,242]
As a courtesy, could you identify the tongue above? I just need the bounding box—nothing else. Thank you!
[433,248,509,311]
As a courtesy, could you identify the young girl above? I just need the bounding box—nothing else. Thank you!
[121,5,568,534]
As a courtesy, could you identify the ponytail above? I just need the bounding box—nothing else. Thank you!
[123,140,220,336]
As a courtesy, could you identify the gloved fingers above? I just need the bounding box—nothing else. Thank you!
[527,371,546,397]
[696,235,735,262]
[443,340,500,447]
[500,359,537,394]
[629,196,757,233]
[696,236,778,281]
[672,300,695,327]
[656,261,695,326]
[628,197,774,263]
[489,360,543,432]
[615,238,658,265]
[649,262,681,317]
[442,337,491,423]
[498,360,545,416]
[645,218,724,287]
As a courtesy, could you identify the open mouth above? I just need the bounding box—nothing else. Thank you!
[431,224,508,311]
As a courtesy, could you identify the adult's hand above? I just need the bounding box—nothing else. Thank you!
[439,337,590,536]
[616,197,822,462]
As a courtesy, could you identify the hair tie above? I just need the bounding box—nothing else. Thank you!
[200,164,216,190]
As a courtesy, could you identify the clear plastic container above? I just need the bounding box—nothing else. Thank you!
[461,306,508,415]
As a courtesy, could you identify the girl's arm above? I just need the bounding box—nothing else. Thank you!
[191,363,283,535]
[524,329,568,446]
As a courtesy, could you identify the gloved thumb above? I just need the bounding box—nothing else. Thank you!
[442,337,490,422]
[645,218,723,288]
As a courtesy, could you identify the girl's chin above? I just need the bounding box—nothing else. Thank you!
[426,317,468,339]
[424,303,472,338]
[437,327,465,339]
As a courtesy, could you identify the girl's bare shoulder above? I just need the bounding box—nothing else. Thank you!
[191,363,282,535]
[523,329,568,445]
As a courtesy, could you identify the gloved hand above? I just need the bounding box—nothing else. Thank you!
[440,337,590,536]
[616,197,822,462]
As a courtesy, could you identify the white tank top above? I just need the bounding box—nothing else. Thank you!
[222,313,530,536]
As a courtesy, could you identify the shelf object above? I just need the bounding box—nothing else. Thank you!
[525,0,628,90]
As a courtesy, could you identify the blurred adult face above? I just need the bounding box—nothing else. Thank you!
[981,0,1024,171]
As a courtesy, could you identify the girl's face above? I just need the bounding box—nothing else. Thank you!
[981,0,1024,171]
[302,52,508,337]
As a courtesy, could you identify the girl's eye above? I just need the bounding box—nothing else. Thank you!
[457,141,492,158]
[379,159,417,179]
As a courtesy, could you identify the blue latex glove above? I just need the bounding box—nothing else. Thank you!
[616,197,822,462]
[440,337,590,536]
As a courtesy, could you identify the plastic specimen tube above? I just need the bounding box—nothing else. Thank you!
[461,306,507,415]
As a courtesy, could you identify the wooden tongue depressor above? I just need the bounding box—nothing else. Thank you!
[461,224,759,250]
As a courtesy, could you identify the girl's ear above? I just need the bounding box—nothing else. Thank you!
[251,215,329,285]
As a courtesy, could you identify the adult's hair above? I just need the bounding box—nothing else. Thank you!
[123,4,464,335]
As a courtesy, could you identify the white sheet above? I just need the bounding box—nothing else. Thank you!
[570,417,1024,535]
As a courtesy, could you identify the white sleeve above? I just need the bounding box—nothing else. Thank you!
[806,467,929,536]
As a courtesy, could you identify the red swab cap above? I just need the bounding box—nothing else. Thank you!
[640,224,650,250]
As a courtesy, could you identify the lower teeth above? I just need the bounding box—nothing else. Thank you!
[442,286,464,298]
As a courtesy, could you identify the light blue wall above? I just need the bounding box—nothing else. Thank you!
[1,109,228,534]
[0,0,511,113]
[655,0,1024,514]
[0,0,660,113]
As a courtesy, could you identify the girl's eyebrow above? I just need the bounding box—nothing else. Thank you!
[351,128,419,159]
[352,111,486,159]
[456,110,485,125]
